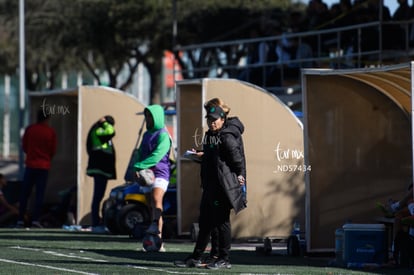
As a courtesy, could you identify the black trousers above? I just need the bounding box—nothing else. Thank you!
[91,175,108,226]
[192,194,232,261]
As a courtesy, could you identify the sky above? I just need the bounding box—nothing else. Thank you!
[297,0,399,15]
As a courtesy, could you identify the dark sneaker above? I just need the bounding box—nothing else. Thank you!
[197,255,218,268]
[146,222,160,235]
[14,221,25,229]
[207,259,232,270]
[173,257,202,268]
[31,221,43,229]
[91,225,108,234]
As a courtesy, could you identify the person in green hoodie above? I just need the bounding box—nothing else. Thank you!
[134,105,171,250]
[86,115,116,233]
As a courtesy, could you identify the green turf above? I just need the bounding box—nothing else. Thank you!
[0,228,410,274]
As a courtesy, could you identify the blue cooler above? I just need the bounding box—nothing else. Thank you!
[342,223,387,264]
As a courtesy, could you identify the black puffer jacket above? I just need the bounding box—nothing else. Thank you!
[201,117,247,214]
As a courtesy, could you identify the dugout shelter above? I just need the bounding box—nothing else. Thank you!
[176,78,305,239]
[302,62,413,252]
[29,86,145,225]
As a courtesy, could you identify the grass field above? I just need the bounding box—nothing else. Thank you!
[0,228,411,275]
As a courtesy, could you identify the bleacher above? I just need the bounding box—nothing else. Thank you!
[174,19,414,111]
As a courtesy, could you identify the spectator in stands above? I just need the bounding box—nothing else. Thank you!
[238,27,268,86]
[288,10,308,33]
[238,22,281,87]
[304,0,331,30]
[301,0,331,54]
[352,0,391,24]
[263,22,284,87]
[275,32,314,78]
[352,0,392,51]
[327,3,342,25]
[393,0,412,20]
[370,0,394,49]
[369,0,392,21]
[392,0,413,49]
[327,0,354,28]
[323,0,356,64]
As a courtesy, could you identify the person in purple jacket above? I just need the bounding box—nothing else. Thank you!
[134,104,171,247]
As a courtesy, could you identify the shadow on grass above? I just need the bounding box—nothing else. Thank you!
[83,247,410,274]
[0,229,411,274]
[0,229,134,243]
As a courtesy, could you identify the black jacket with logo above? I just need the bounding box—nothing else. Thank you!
[201,117,247,214]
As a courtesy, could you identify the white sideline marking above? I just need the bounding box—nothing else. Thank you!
[0,258,99,275]
[9,246,208,274]
[11,246,107,262]
[128,265,208,274]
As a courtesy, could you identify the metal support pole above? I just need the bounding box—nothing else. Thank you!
[172,0,178,84]
[19,0,26,180]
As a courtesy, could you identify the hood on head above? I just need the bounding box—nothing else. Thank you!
[145,104,165,131]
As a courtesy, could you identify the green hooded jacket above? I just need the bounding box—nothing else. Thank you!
[134,105,171,180]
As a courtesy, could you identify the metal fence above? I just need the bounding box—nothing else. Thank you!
[174,19,414,97]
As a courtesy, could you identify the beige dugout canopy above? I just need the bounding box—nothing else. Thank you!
[302,62,413,252]
[176,78,305,239]
[29,86,145,225]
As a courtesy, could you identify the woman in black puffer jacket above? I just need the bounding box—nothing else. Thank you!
[175,101,246,270]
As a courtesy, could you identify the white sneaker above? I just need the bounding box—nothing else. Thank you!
[159,244,166,252]
[146,222,160,235]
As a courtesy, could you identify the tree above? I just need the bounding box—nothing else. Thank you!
[0,1,19,75]
[0,0,87,90]
[0,0,299,102]
[0,0,174,101]
[65,0,173,102]
[173,0,296,80]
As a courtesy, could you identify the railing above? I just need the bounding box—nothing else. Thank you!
[174,19,414,98]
